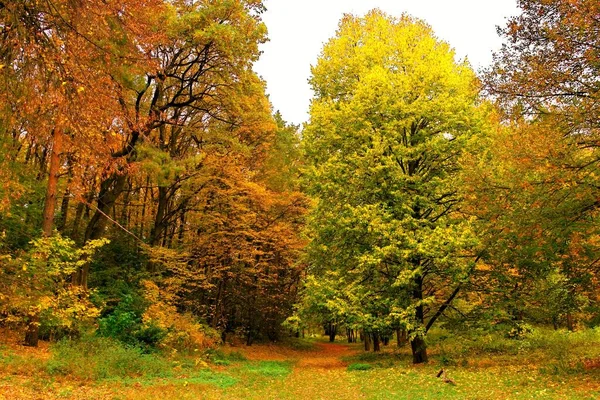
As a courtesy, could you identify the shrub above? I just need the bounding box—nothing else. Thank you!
[46,336,172,380]
[97,294,166,351]
[140,280,220,353]
[506,322,534,340]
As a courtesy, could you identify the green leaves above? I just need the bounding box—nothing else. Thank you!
[301,10,483,356]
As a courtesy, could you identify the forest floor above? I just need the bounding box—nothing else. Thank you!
[1,328,600,399]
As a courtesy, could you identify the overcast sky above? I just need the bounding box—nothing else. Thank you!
[253,0,519,125]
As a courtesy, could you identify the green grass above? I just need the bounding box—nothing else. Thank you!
[347,363,372,371]
[206,348,248,366]
[243,360,293,378]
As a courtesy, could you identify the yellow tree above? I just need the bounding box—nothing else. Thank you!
[303,10,484,363]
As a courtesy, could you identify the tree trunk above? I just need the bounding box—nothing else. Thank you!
[396,328,407,347]
[84,173,127,243]
[76,173,127,287]
[27,127,63,347]
[373,332,381,352]
[328,321,337,342]
[364,331,371,351]
[411,335,428,364]
[149,186,169,245]
[57,186,70,232]
[23,314,40,347]
[566,312,575,331]
[410,274,428,363]
[41,127,63,236]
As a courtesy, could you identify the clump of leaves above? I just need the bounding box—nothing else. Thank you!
[0,234,107,337]
[506,323,534,340]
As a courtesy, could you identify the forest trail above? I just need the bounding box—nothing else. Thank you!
[295,341,356,369]
[231,340,366,400]
[236,339,358,369]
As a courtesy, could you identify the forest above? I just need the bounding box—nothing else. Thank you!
[0,0,599,399]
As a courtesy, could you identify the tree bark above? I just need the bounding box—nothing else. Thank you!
[372,332,381,352]
[74,173,127,288]
[24,314,40,347]
[396,328,407,347]
[410,274,428,363]
[41,128,63,237]
[328,321,337,342]
[26,127,63,347]
[149,186,169,245]
[411,335,428,364]
[566,312,575,331]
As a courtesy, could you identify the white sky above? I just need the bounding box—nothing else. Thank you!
[253,0,519,125]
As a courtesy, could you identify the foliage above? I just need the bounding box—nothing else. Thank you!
[302,9,484,362]
[140,280,220,352]
[0,234,106,336]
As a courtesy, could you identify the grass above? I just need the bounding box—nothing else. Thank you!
[242,360,293,378]
[45,336,173,380]
[347,363,372,371]
[0,328,599,399]
[279,337,316,351]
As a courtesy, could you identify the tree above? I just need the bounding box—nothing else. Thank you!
[303,10,483,363]
[482,0,600,328]
[460,116,600,330]
[487,0,600,136]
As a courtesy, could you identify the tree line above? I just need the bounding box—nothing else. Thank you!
[0,0,598,363]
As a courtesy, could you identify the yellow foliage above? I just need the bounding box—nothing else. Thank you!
[141,280,219,352]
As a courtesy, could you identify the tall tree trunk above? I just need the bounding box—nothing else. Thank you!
[75,173,126,288]
[26,128,63,347]
[411,335,428,364]
[566,312,575,331]
[57,186,70,232]
[41,128,63,237]
[24,314,40,348]
[150,186,169,245]
[410,274,428,363]
[364,331,371,351]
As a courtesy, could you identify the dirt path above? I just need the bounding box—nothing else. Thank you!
[295,341,356,369]
[231,340,366,400]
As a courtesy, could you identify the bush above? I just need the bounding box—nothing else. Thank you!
[97,294,165,351]
[46,336,172,380]
[506,322,534,340]
[140,280,220,353]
